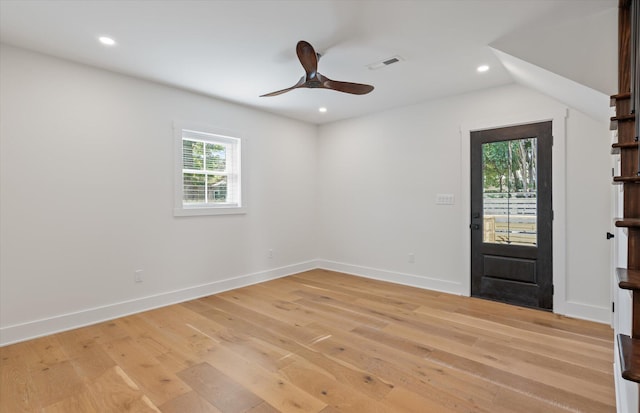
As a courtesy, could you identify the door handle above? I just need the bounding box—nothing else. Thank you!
[470,224,480,230]
[607,232,615,240]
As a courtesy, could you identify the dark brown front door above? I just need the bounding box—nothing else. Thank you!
[470,121,553,310]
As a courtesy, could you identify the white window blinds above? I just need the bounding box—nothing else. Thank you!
[177,128,242,213]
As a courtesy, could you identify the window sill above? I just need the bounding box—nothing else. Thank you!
[173,206,247,217]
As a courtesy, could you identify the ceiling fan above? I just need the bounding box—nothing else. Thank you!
[260,40,374,97]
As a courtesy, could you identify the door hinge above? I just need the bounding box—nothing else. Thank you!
[552,285,554,295]
[552,210,554,221]
[612,302,615,313]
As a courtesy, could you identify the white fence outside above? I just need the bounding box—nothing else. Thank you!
[483,194,537,245]
[483,195,536,216]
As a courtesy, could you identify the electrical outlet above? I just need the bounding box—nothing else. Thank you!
[408,253,415,263]
[268,249,274,259]
[134,269,143,283]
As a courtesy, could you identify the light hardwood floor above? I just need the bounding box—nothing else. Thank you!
[1,270,615,412]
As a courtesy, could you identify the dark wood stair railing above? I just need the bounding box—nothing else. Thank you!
[612,114,638,123]
[618,334,640,383]
[616,219,640,228]
[617,268,640,290]
[610,114,636,130]
[613,0,640,404]
[612,141,639,155]
[617,268,640,384]
[613,176,640,183]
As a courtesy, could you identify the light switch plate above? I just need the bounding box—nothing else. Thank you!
[436,193,455,205]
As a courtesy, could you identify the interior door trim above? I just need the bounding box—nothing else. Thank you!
[460,108,568,316]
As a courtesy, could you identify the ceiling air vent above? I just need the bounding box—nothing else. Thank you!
[367,55,404,70]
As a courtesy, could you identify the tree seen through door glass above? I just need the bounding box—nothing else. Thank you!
[482,138,537,246]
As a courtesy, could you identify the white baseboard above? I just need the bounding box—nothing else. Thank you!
[316,259,464,296]
[0,259,611,346]
[562,300,612,324]
[318,260,611,325]
[0,260,318,346]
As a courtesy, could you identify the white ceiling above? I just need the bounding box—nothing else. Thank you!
[0,0,617,124]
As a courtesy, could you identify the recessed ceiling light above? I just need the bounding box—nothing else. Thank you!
[98,36,116,46]
[477,65,489,73]
[319,107,327,113]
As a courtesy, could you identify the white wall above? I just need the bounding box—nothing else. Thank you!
[317,84,612,321]
[0,44,614,345]
[491,7,618,96]
[0,45,318,344]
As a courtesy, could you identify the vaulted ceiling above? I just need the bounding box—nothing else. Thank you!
[0,0,617,124]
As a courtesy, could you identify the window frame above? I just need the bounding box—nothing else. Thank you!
[173,122,246,216]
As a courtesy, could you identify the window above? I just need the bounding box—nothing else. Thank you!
[174,124,244,216]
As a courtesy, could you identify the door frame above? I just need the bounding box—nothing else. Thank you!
[460,108,568,316]
[470,122,553,310]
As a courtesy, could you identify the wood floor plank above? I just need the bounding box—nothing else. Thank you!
[383,386,467,413]
[200,343,327,413]
[293,297,389,330]
[453,305,611,348]
[472,337,614,393]
[41,388,100,413]
[116,314,191,375]
[413,304,613,369]
[0,343,40,412]
[491,386,583,413]
[290,273,423,312]
[381,320,615,410]
[0,270,615,412]
[55,327,117,381]
[26,335,68,368]
[348,324,500,406]
[196,306,396,402]
[302,323,493,412]
[83,365,161,413]
[246,402,281,413]
[177,362,263,413]
[158,391,223,413]
[295,287,481,348]
[291,270,445,309]
[28,360,85,408]
[219,334,296,374]
[100,336,190,406]
[428,348,615,412]
[217,288,318,328]
[279,358,397,413]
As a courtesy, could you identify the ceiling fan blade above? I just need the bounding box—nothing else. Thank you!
[261,41,374,97]
[296,40,318,78]
[321,74,374,95]
[260,76,306,97]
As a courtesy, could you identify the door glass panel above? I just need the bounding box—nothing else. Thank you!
[482,138,537,246]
